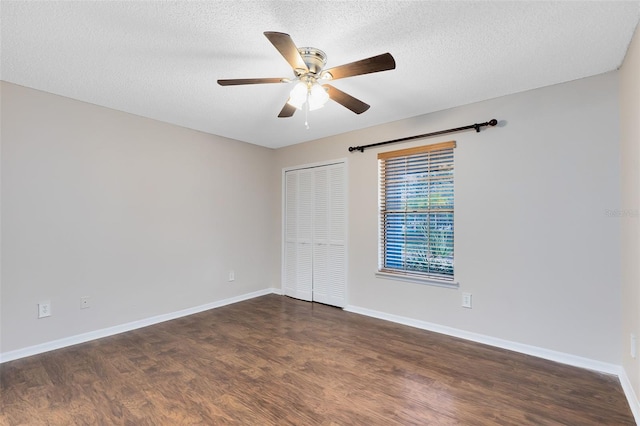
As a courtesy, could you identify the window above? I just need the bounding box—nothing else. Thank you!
[378,141,455,284]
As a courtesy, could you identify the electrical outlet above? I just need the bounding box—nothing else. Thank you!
[228,270,235,282]
[462,293,472,309]
[80,296,90,309]
[38,302,51,318]
[632,334,637,359]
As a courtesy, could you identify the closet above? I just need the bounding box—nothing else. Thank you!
[283,161,346,308]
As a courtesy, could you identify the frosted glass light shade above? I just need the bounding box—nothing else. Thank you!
[287,81,308,109]
[287,81,329,111]
[308,84,329,111]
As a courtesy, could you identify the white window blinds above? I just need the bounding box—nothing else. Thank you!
[378,141,455,281]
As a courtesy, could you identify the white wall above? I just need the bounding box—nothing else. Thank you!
[274,72,621,364]
[620,22,640,406]
[0,82,276,354]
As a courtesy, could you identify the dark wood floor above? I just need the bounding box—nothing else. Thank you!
[1,294,635,425]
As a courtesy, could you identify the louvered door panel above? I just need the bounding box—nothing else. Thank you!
[297,170,314,244]
[285,172,297,241]
[312,167,330,304]
[295,241,313,301]
[329,164,346,244]
[327,164,346,307]
[283,162,346,307]
[328,244,346,307]
[295,169,314,301]
[312,243,330,304]
[284,169,312,301]
[284,172,298,297]
[314,167,329,244]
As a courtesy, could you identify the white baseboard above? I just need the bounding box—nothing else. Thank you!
[345,303,640,425]
[619,367,640,424]
[0,288,280,364]
[344,304,619,373]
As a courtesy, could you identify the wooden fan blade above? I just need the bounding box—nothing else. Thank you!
[218,78,285,86]
[264,31,308,73]
[322,53,395,80]
[278,102,297,118]
[324,84,370,114]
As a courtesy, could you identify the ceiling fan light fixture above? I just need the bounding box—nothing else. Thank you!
[287,81,329,111]
[287,81,308,109]
[308,83,329,111]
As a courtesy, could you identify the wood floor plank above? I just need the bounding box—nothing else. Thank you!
[1,294,635,425]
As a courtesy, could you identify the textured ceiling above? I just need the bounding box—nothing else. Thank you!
[1,1,639,149]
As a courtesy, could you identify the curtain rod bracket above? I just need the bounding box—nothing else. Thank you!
[348,118,498,153]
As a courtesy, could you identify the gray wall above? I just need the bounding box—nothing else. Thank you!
[1,82,276,353]
[620,22,640,407]
[274,72,622,364]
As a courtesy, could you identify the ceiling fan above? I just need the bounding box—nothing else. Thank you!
[218,32,396,119]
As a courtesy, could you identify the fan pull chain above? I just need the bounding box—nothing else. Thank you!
[304,97,310,129]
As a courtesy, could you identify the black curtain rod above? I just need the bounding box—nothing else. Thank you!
[348,119,498,153]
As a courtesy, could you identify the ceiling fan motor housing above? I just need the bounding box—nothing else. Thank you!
[296,47,327,76]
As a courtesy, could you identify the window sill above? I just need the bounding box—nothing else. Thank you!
[375,271,459,289]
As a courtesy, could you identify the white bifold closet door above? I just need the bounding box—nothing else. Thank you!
[284,162,346,308]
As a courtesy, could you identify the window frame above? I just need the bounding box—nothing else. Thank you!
[376,141,458,288]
